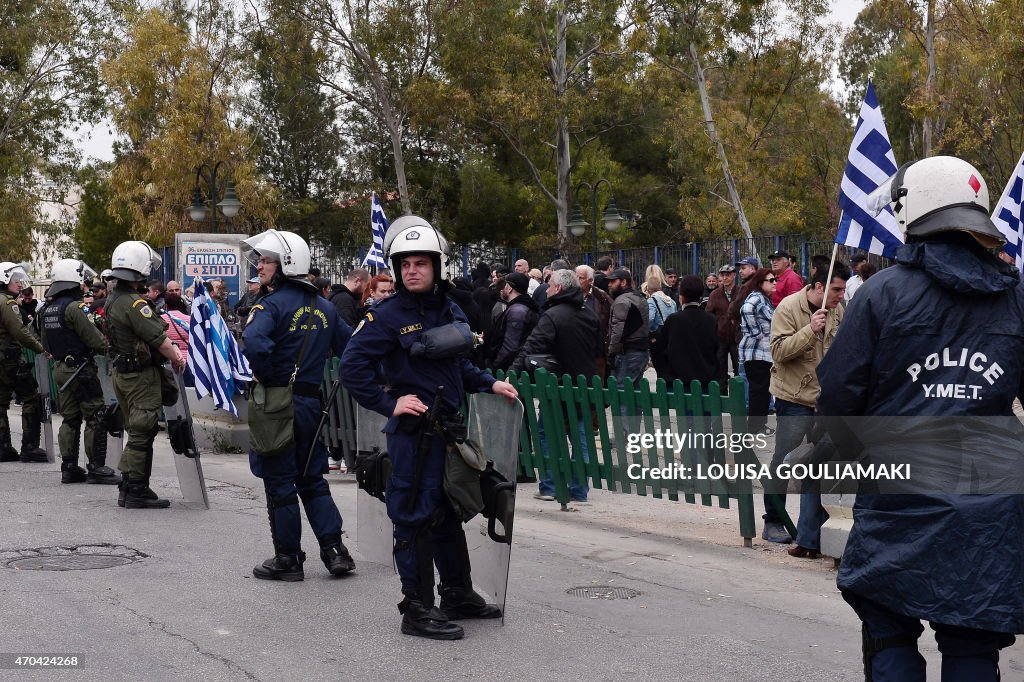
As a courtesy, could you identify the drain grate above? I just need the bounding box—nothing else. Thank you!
[2,544,146,571]
[567,585,641,600]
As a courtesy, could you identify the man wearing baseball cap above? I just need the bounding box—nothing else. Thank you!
[768,250,804,306]
[728,256,762,335]
[705,264,740,387]
[844,253,868,302]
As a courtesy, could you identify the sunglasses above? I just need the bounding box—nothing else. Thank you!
[766,278,777,283]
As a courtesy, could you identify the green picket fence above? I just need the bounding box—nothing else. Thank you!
[320,357,358,464]
[497,369,770,545]
[315,361,791,546]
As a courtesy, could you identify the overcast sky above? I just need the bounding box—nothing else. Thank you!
[73,0,866,163]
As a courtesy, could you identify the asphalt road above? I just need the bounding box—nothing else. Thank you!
[2,431,1023,681]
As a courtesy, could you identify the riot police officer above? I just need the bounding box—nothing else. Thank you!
[241,229,356,582]
[818,156,1024,680]
[105,242,185,508]
[39,259,119,485]
[0,262,48,463]
[340,216,518,640]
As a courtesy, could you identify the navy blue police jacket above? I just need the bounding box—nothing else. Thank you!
[339,288,496,433]
[242,280,351,386]
[817,234,1024,633]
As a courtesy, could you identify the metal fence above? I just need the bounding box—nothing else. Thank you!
[300,236,888,284]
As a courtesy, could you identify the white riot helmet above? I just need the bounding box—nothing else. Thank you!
[0,262,30,288]
[866,155,1005,248]
[110,241,162,282]
[241,229,311,278]
[47,258,96,297]
[382,215,451,291]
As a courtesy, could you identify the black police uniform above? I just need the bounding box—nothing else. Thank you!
[340,283,502,639]
[818,234,1024,680]
[243,278,354,580]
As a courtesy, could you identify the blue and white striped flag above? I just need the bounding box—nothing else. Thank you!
[362,191,389,269]
[836,81,904,257]
[991,151,1024,268]
[187,279,252,417]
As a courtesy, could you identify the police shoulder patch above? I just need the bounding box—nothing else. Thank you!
[352,318,366,335]
[139,305,153,318]
[247,303,265,326]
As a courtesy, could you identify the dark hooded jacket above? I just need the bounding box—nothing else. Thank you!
[447,277,480,333]
[817,233,1024,633]
[511,288,598,379]
[487,293,540,372]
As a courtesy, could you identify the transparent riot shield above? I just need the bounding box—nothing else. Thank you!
[95,357,122,472]
[34,354,55,463]
[464,393,523,618]
[162,371,209,509]
[355,403,394,567]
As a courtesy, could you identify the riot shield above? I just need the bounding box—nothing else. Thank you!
[162,371,210,509]
[354,403,394,567]
[464,393,523,619]
[94,358,123,471]
[34,354,55,463]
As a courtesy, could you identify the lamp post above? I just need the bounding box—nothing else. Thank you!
[186,161,243,232]
[567,178,623,259]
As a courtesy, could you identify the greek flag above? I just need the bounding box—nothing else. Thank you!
[836,81,904,257]
[991,151,1024,268]
[187,279,251,417]
[362,191,389,269]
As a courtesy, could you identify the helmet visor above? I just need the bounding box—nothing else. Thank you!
[865,174,898,217]
[242,229,288,268]
[146,245,162,274]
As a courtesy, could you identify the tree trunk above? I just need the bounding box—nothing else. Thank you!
[690,42,754,245]
[554,8,570,238]
[922,0,936,156]
[388,117,412,215]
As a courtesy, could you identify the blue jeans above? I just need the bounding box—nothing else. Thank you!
[795,495,828,550]
[763,399,814,524]
[537,416,591,501]
[613,350,649,430]
[613,350,649,385]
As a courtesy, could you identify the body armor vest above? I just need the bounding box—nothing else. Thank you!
[41,295,90,363]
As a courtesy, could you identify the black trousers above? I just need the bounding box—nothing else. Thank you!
[744,359,772,433]
[717,340,738,384]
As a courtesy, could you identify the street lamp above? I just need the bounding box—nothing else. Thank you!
[568,178,624,257]
[186,161,243,232]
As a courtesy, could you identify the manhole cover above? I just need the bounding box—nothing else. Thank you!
[2,544,146,571]
[567,586,641,600]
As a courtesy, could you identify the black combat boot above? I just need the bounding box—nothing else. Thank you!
[87,423,119,484]
[20,412,48,462]
[439,583,503,620]
[86,464,120,485]
[60,457,87,484]
[0,428,18,462]
[319,537,356,576]
[123,477,170,509]
[117,475,128,507]
[253,552,305,582]
[399,591,464,640]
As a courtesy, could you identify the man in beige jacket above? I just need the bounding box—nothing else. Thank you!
[761,261,851,545]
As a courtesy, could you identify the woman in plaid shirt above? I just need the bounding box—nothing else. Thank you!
[738,269,776,434]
